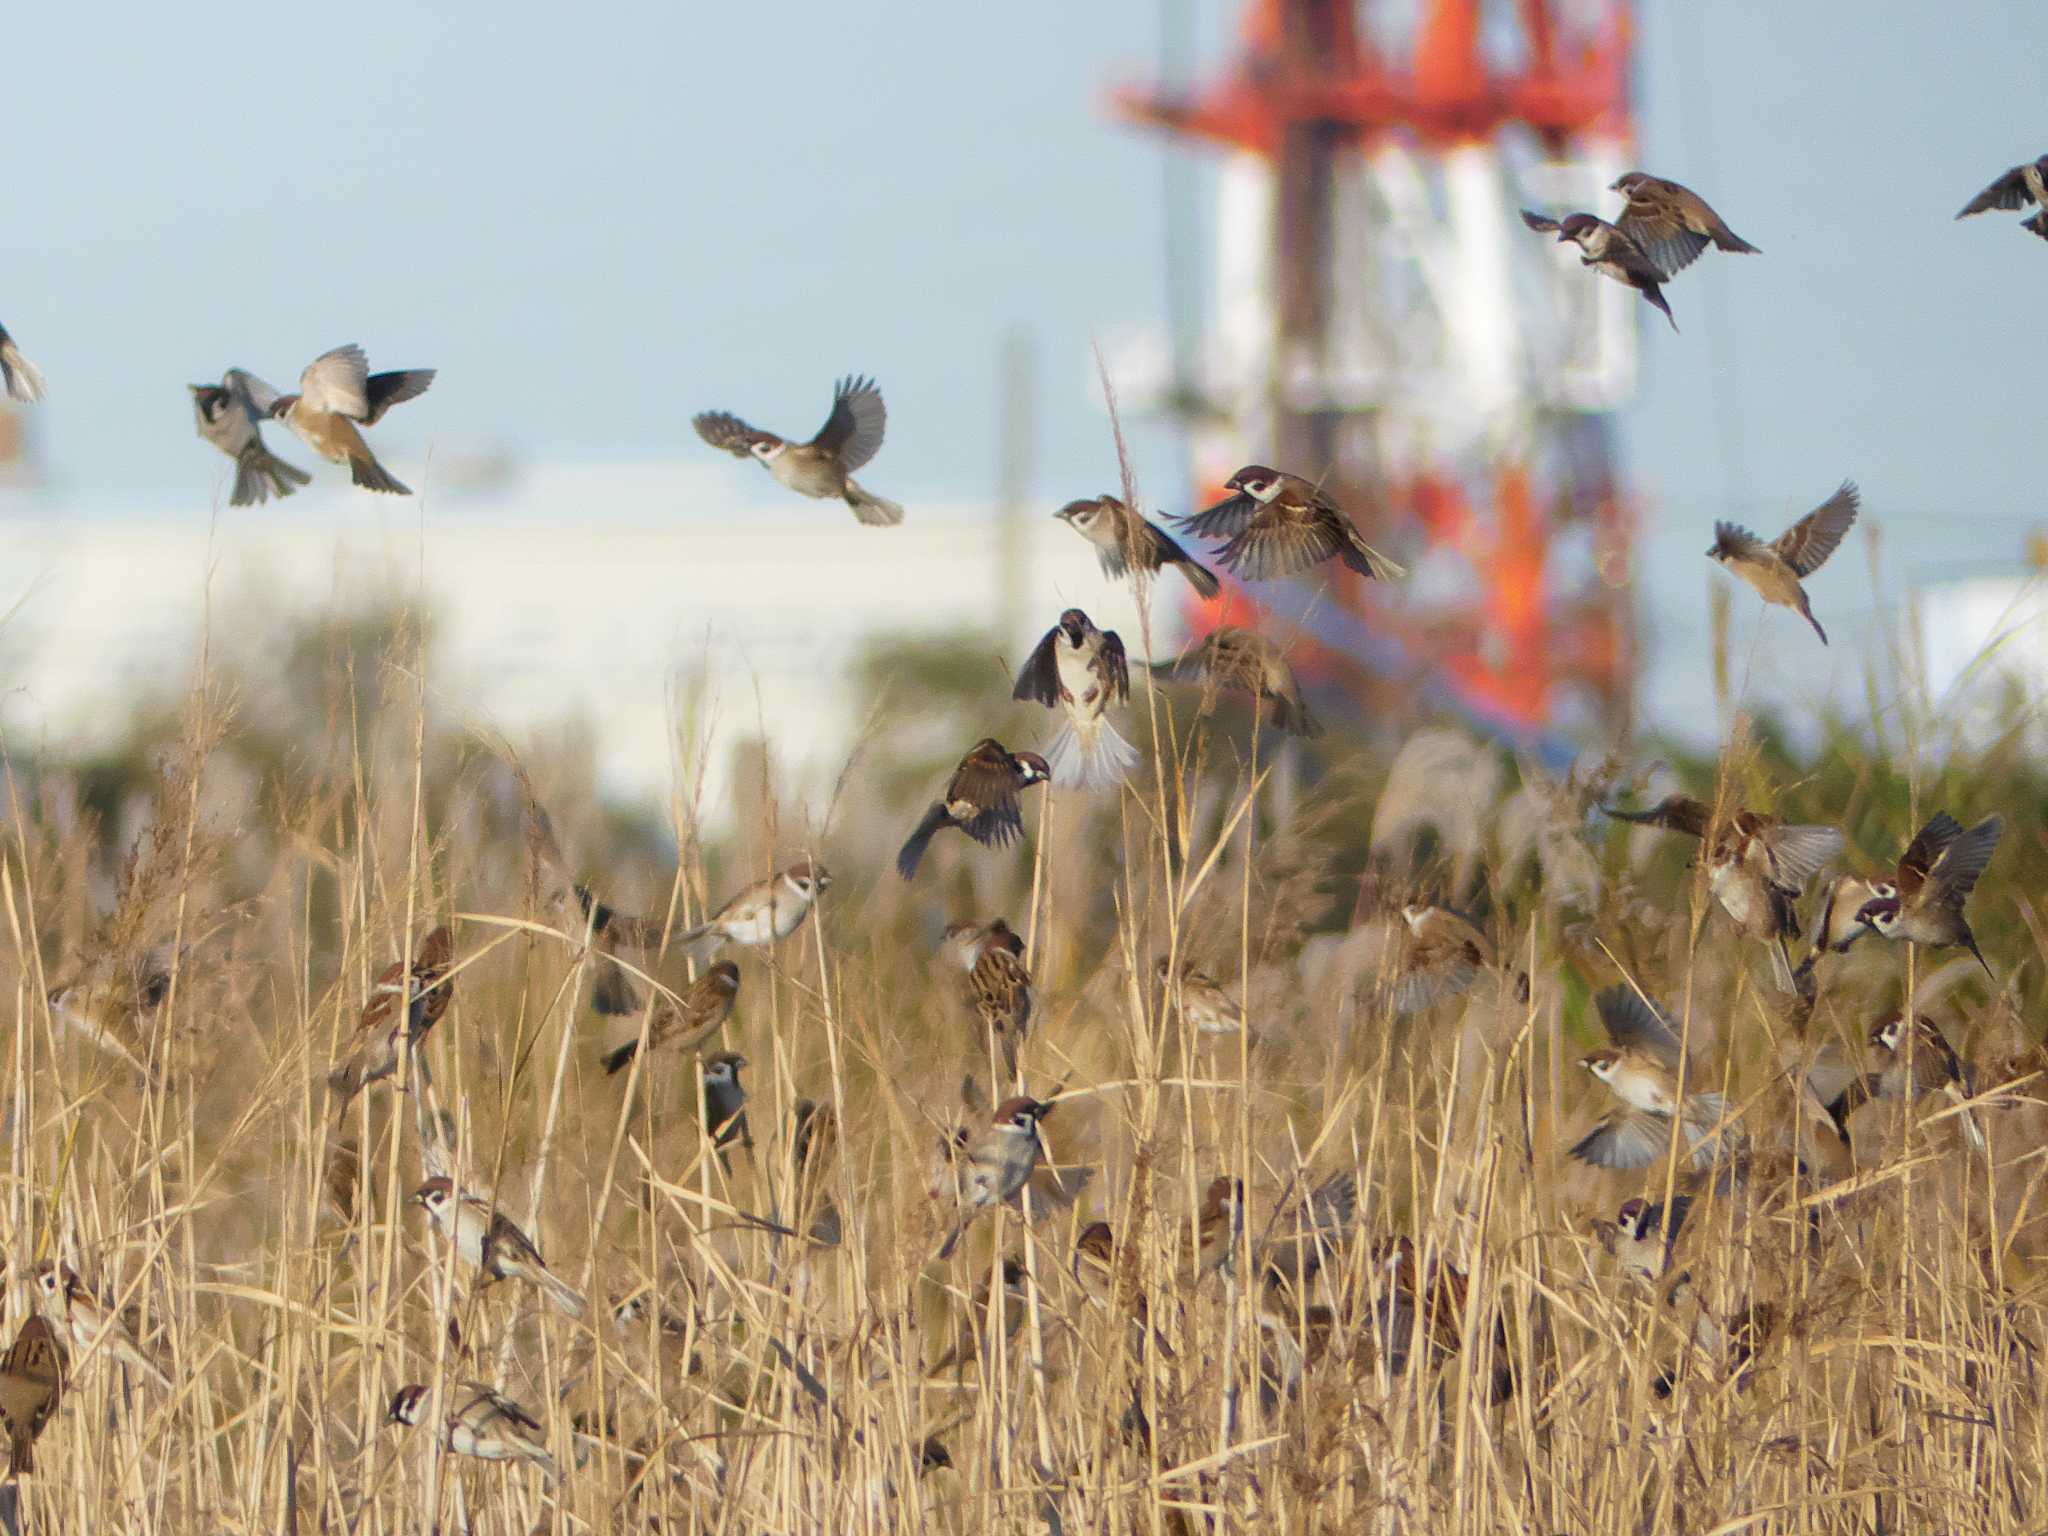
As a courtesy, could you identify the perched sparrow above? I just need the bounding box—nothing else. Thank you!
[0,320,46,403]
[1520,209,1677,329]
[1596,1194,1693,1285]
[1570,986,1729,1171]
[0,1316,66,1475]
[323,1136,363,1227]
[1145,626,1321,737]
[791,1097,843,1244]
[1013,608,1136,790]
[1386,904,1492,1015]
[1605,796,1841,986]
[697,1051,753,1156]
[693,375,903,525]
[1155,958,1246,1038]
[388,1382,557,1483]
[1174,466,1404,584]
[327,925,456,1109]
[1053,494,1219,596]
[1859,1012,1987,1153]
[1955,154,2048,242]
[600,961,740,1075]
[411,1177,588,1319]
[190,369,311,506]
[270,344,435,495]
[939,920,1033,1068]
[609,1286,703,1380]
[896,740,1050,880]
[1375,1236,1509,1396]
[1190,1175,1244,1282]
[676,861,830,954]
[935,1096,1056,1259]
[33,1262,171,1390]
[1706,481,1859,644]
[1609,172,1761,276]
[1855,812,2003,975]
[927,1259,1030,1376]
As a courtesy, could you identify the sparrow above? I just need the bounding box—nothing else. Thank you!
[1386,904,1492,1015]
[43,940,184,1076]
[608,1286,704,1382]
[388,1382,558,1483]
[0,1316,65,1475]
[1705,481,1859,644]
[694,375,904,525]
[939,920,1033,1068]
[1190,1174,1244,1282]
[411,1177,588,1319]
[327,924,456,1109]
[1806,874,1886,962]
[323,1136,363,1227]
[697,1050,753,1157]
[1595,1194,1693,1285]
[600,961,740,1075]
[1858,1012,1987,1152]
[1144,626,1322,737]
[1155,958,1246,1038]
[33,1262,172,1390]
[1254,1171,1359,1293]
[1053,495,1219,596]
[935,1096,1055,1259]
[1609,172,1761,276]
[927,1259,1030,1376]
[1375,1236,1511,1397]
[1520,209,1677,330]
[791,1097,844,1244]
[1173,466,1404,584]
[1604,796,1841,986]
[189,369,312,506]
[1855,812,2003,976]
[559,883,669,1016]
[676,861,831,954]
[270,344,435,495]
[896,740,1050,880]
[1955,154,2048,242]
[0,321,46,403]
[1013,608,1136,790]
[1569,986,1729,1171]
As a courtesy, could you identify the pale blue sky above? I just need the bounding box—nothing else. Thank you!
[5,4,2044,597]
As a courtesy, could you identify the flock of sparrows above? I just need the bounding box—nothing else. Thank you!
[3,151,2043,1503]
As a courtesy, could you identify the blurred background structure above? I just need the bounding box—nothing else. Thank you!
[4,1,2048,821]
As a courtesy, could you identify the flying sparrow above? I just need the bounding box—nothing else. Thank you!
[926,1259,1030,1376]
[0,320,45,403]
[33,1262,172,1390]
[935,1096,1055,1259]
[1144,625,1322,737]
[1595,1194,1693,1285]
[1174,466,1404,584]
[327,924,456,1109]
[269,343,435,495]
[939,920,1033,1068]
[599,961,740,1075]
[388,1382,558,1483]
[1855,812,2003,975]
[1254,1171,1359,1293]
[1386,904,1493,1015]
[1609,172,1761,276]
[1805,873,1886,963]
[43,939,185,1076]
[1155,958,1247,1038]
[411,1177,588,1319]
[0,1316,65,1475]
[1705,481,1859,643]
[676,861,831,954]
[1955,154,2048,242]
[1012,608,1137,790]
[190,369,312,506]
[896,740,1050,880]
[697,1051,753,1158]
[1520,209,1678,329]
[1604,795,1841,986]
[1569,986,1730,1171]
[1053,494,1219,596]
[1859,1012,1988,1152]
[694,375,904,525]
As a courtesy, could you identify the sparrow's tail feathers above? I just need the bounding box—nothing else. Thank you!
[1268,693,1323,739]
[0,337,46,403]
[325,1062,365,1107]
[1715,229,1763,255]
[1645,283,1679,332]
[897,805,948,879]
[590,956,641,1017]
[350,453,411,495]
[1769,936,1797,993]
[601,1038,640,1076]
[1044,718,1139,792]
[674,921,723,958]
[1340,537,1406,583]
[844,479,905,526]
[535,1266,588,1320]
[1177,555,1221,599]
[936,1215,970,1260]
[232,443,313,507]
[1800,601,1828,646]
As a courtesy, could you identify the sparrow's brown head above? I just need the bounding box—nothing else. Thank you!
[1855,895,1903,935]
[918,1437,954,1474]
[1580,1049,1623,1081]
[1012,751,1051,786]
[1057,608,1092,645]
[1075,1220,1115,1265]
[411,1176,456,1212]
[1554,213,1604,245]
[993,1095,1051,1130]
[1609,171,1646,194]
[703,1051,746,1083]
[708,961,742,992]
[1615,1196,1649,1235]
[785,860,831,895]
[1198,1175,1244,1220]
[1225,465,1280,500]
[387,1384,431,1426]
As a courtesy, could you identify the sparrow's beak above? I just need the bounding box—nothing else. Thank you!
[1555,230,1572,245]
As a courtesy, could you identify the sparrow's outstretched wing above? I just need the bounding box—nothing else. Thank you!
[1772,481,1859,577]
[810,374,887,471]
